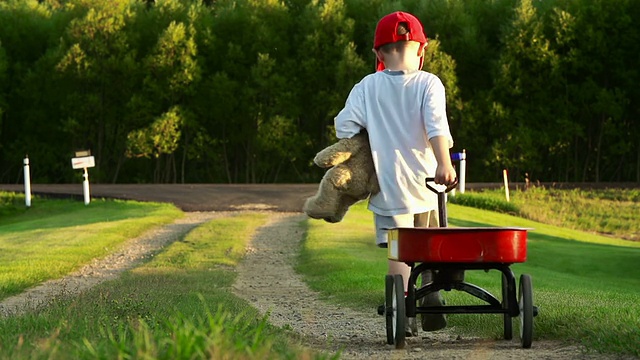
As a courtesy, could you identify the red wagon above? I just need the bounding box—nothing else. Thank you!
[380,179,538,349]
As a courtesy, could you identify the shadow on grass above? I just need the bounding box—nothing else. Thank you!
[0,198,176,234]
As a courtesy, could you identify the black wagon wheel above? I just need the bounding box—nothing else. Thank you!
[384,275,394,345]
[518,274,534,348]
[385,274,406,349]
[502,273,513,340]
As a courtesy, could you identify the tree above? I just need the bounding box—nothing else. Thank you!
[0,44,6,133]
[488,0,566,182]
[0,0,638,184]
[553,0,638,182]
[55,0,140,182]
[293,0,368,147]
[0,0,72,182]
[126,106,184,183]
[132,14,201,183]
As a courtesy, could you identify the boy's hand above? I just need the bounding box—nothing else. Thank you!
[429,136,457,186]
[435,164,457,187]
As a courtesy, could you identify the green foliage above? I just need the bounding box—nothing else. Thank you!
[0,44,6,125]
[485,0,640,182]
[449,190,519,214]
[126,106,184,159]
[0,0,638,183]
[489,0,559,175]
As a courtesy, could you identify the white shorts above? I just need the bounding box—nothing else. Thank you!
[375,210,439,247]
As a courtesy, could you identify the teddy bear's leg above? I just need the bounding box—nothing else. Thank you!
[323,195,349,223]
[323,195,359,223]
[303,174,342,220]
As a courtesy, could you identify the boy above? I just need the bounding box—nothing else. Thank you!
[333,11,457,333]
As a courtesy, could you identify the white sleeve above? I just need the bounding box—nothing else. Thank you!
[423,76,453,148]
[334,82,366,139]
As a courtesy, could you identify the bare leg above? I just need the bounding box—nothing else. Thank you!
[388,260,411,292]
[416,210,448,331]
[389,259,414,336]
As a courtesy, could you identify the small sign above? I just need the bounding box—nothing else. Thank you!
[75,150,91,157]
[72,156,95,169]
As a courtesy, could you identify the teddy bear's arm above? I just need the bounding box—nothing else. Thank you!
[313,142,352,168]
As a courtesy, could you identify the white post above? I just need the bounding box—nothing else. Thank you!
[71,153,94,205]
[83,167,90,205]
[459,149,466,194]
[23,156,31,207]
[503,169,510,202]
[450,150,467,195]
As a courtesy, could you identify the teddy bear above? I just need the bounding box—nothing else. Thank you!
[303,131,379,223]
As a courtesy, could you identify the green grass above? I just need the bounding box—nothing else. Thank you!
[299,201,640,357]
[0,203,329,359]
[0,193,183,299]
[450,187,640,241]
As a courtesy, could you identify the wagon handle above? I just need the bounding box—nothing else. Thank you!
[424,177,458,227]
[424,177,458,194]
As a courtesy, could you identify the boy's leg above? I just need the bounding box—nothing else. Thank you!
[375,213,416,336]
[373,214,414,292]
[389,258,417,337]
[375,213,414,291]
[416,210,448,331]
[388,260,411,291]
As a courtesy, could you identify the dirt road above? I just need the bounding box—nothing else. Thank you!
[0,183,319,212]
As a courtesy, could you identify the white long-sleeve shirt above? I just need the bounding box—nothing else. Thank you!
[334,69,453,216]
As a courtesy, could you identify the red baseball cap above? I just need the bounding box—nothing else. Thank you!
[373,11,428,71]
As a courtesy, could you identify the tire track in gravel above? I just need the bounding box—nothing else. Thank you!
[0,211,225,317]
